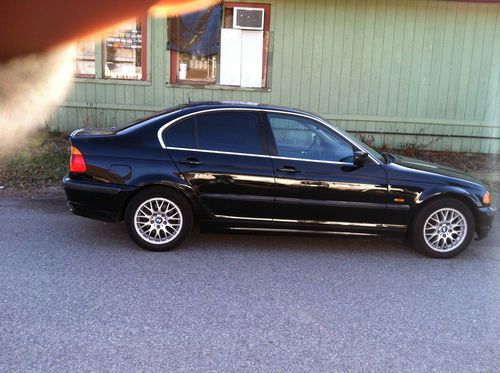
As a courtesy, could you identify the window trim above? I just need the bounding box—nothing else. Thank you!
[74,15,148,80]
[74,40,97,79]
[102,13,148,81]
[169,2,271,87]
[156,108,382,165]
[165,111,269,156]
[264,112,355,163]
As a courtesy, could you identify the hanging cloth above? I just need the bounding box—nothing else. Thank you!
[167,2,222,57]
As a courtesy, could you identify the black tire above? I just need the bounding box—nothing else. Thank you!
[410,198,475,259]
[125,187,193,251]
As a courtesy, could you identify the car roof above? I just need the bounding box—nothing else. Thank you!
[174,101,321,118]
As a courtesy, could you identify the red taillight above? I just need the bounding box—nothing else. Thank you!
[70,146,87,173]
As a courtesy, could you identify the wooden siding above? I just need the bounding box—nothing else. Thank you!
[53,0,500,153]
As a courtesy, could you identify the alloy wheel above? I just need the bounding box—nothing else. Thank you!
[133,197,183,245]
[423,207,467,253]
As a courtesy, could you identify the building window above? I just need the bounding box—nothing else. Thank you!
[74,40,96,77]
[175,52,217,84]
[73,16,147,80]
[104,18,146,80]
[169,2,270,88]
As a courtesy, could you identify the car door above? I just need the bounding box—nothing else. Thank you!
[163,110,276,219]
[264,112,388,226]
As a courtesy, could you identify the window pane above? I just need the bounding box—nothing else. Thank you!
[104,19,143,80]
[197,112,263,155]
[177,52,217,83]
[74,40,95,76]
[165,118,196,148]
[268,114,354,162]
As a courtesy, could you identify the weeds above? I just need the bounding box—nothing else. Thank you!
[0,129,69,189]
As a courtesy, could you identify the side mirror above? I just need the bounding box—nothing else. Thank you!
[353,150,369,166]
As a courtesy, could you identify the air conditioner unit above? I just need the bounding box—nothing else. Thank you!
[233,7,264,30]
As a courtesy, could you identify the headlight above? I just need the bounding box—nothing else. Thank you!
[483,191,491,206]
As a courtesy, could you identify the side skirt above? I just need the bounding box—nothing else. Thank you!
[199,215,407,239]
[228,227,381,237]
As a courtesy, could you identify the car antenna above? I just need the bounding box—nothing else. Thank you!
[187,94,191,103]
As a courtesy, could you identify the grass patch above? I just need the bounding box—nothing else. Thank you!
[0,129,69,189]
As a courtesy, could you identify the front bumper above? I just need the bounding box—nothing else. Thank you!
[476,205,497,240]
[63,176,136,222]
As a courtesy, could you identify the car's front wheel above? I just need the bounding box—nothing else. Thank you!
[125,187,193,251]
[411,198,475,258]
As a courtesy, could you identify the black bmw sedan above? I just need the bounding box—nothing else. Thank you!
[63,102,496,258]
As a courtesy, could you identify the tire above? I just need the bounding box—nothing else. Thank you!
[410,198,475,259]
[125,187,193,251]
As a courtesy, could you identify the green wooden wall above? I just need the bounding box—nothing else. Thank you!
[53,0,500,153]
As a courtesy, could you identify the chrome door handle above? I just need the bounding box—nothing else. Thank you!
[179,158,203,166]
[276,166,299,173]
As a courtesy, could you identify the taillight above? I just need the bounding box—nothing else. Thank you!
[70,146,87,173]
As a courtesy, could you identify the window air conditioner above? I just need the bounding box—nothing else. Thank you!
[233,7,264,30]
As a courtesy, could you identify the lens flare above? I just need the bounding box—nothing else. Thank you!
[0,45,75,152]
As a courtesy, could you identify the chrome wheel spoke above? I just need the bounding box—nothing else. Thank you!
[423,207,467,253]
[134,197,183,245]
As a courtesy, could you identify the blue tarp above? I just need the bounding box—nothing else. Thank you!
[167,3,222,57]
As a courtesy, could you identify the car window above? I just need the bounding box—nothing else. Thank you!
[267,113,354,162]
[164,117,196,148]
[196,112,264,155]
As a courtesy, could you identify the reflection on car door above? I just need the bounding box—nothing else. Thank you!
[164,110,276,219]
[264,113,388,227]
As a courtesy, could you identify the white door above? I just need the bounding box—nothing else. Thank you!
[220,28,263,88]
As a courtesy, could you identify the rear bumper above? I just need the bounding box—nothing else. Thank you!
[63,176,136,222]
[476,205,496,240]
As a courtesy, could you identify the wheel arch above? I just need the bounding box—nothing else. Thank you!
[408,187,481,233]
[118,182,198,221]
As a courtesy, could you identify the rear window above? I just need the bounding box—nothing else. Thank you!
[164,111,265,155]
[165,118,196,148]
[115,106,182,133]
[196,112,263,154]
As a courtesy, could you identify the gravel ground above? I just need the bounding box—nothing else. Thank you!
[0,193,499,372]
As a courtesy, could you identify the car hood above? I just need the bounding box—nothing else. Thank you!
[390,154,485,188]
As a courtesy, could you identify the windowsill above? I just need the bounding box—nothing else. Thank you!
[166,82,271,92]
[73,77,151,86]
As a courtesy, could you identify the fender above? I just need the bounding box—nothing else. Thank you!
[125,172,212,219]
[414,185,483,212]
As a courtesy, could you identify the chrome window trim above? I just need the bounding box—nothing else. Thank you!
[156,107,382,165]
[166,146,271,159]
[271,155,351,165]
[166,146,353,165]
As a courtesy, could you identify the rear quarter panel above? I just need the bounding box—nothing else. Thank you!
[68,118,197,218]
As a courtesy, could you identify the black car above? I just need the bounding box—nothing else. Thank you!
[63,102,495,258]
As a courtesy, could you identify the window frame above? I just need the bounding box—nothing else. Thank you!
[102,14,148,81]
[164,110,269,156]
[74,40,97,79]
[73,14,148,81]
[263,113,356,163]
[169,2,271,87]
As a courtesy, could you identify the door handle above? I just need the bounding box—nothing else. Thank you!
[179,157,203,166]
[276,166,299,173]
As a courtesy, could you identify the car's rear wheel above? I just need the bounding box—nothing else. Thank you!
[125,187,193,251]
[411,198,475,258]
